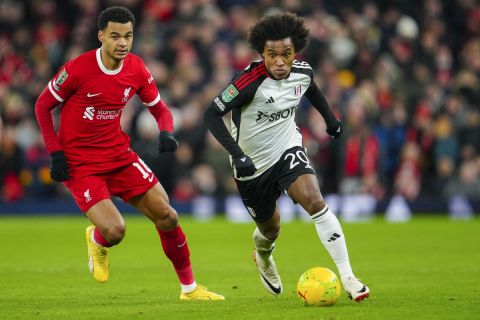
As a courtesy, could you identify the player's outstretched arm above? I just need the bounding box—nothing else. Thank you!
[35,87,70,182]
[204,105,257,177]
[304,81,343,139]
[34,87,63,153]
[146,99,178,153]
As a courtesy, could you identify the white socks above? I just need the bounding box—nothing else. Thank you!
[181,281,197,293]
[253,227,275,257]
[311,206,354,278]
[252,209,354,279]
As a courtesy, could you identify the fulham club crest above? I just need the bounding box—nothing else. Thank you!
[294,85,301,96]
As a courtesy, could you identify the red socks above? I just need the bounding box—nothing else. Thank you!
[93,227,112,247]
[93,225,194,285]
[157,226,194,285]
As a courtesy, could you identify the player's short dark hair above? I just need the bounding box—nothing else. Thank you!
[248,12,309,54]
[98,6,135,30]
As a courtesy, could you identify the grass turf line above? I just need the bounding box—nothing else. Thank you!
[0,215,479,319]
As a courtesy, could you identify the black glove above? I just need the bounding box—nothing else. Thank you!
[158,130,178,153]
[233,154,257,178]
[326,119,343,139]
[50,151,70,182]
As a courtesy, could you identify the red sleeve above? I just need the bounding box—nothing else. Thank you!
[34,87,62,153]
[147,99,174,132]
[136,59,160,105]
[134,57,172,130]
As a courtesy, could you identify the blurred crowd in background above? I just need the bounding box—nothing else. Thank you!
[1,0,480,209]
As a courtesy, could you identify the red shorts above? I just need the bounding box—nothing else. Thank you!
[64,156,158,212]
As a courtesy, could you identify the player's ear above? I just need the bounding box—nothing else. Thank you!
[98,31,104,43]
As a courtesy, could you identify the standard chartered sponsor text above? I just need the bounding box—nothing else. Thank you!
[96,110,120,120]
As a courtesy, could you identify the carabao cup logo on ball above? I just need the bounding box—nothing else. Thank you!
[296,267,341,306]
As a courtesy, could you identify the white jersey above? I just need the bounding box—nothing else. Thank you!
[212,60,314,180]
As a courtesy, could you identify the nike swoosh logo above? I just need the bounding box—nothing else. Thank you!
[87,92,102,97]
[260,272,282,294]
[148,175,154,182]
[177,240,187,248]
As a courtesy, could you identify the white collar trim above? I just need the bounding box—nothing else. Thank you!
[96,48,123,75]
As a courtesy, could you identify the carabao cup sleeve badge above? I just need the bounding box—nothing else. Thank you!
[53,70,69,90]
[221,84,239,102]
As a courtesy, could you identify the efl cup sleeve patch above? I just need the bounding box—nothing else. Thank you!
[221,84,239,102]
[53,69,68,90]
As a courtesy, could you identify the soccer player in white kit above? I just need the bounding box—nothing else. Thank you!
[204,12,369,302]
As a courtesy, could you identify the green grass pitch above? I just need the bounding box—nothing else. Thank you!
[0,215,479,319]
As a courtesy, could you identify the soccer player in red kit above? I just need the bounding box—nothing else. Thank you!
[34,6,224,300]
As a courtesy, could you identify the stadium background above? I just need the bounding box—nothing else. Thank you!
[1,0,480,218]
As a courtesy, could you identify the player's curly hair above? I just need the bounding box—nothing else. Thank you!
[98,6,135,30]
[248,12,309,54]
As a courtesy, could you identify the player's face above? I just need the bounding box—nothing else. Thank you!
[262,37,295,80]
[98,21,133,63]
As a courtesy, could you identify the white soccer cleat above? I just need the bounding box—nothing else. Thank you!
[341,276,369,302]
[253,249,283,295]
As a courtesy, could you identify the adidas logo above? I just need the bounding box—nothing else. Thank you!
[83,106,95,120]
[327,233,341,242]
[265,96,275,104]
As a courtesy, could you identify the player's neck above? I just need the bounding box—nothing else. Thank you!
[100,48,123,70]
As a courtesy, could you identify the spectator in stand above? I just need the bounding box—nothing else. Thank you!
[0,126,24,202]
[395,142,422,201]
[339,100,383,199]
[0,0,480,213]
[445,160,480,199]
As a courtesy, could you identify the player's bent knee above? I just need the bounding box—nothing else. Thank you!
[103,223,126,245]
[260,227,280,241]
[154,207,179,231]
[305,198,326,215]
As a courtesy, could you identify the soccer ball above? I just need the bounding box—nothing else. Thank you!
[296,267,341,306]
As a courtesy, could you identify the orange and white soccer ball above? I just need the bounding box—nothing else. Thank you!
[296,267,341,306]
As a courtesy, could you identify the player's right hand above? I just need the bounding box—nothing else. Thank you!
[158,130,178,153]
[326,119,343,139]
[50,151,70,182]
[233,154,257,178]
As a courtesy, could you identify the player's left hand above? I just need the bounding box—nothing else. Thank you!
[326,119,343,139]
[50,151,70,182]
[232,154,257,178]
[158,130,178,153]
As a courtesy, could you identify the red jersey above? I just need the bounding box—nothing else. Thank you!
[44,49,160,174]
